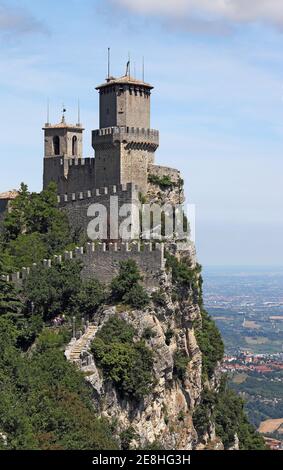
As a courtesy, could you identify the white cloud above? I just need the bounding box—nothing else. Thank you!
[111,0,283,30]
[0,1,47,35]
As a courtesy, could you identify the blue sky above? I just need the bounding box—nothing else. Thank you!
[0,0,283,266]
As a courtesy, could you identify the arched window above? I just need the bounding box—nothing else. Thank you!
[53,136,60,155]
[72,136,78,156]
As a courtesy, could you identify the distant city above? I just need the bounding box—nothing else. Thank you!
[203,267,283,450]
[203,267,283,355]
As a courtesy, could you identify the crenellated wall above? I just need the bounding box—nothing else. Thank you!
[2,242,165,290]
[58,182,140,239]
[43,157,95,194]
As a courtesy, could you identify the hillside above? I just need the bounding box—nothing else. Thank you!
[0,185,265,450]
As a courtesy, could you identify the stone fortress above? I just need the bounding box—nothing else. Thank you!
[1,67,191,286]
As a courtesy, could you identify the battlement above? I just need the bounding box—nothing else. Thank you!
[93,127,159,138]
[92,126,159,151]
[2,242,165,289]
[66,157,95,167]
[57,182,139,204]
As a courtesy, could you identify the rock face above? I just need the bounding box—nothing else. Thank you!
[82,247,222,450]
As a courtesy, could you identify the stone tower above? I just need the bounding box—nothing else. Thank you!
[92,75,159,191]
[43,114,95,194]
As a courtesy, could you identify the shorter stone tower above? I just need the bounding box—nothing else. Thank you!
[43,114,84,161]
[43,114,95,194]
[92,75,159,191]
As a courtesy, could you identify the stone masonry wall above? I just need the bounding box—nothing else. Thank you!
[43,157,95,193]
[59,183,140,239]
[2,242,165,290]
[148,164,181,183]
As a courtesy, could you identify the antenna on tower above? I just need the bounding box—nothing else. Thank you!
[128,52,131,77]
[61,104,66,123]
[107,47,111,80]
[77,98,81,126]
[46,98,50,126]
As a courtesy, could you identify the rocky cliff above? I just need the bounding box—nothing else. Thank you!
[78,244,227,450]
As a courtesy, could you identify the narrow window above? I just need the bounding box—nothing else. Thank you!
[72,136,78,156]
[53,136,60,155]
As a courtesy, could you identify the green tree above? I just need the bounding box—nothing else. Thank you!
[2,183,30,242]
[123,283,149,309]
[173,350,189,381]
[91,316,153,400]
[195,309,224,380]
[73,278,106,318]
[7,233,48,270]
[23,260,82,321]
[2,182,71,265]
[0,320,117,450]
[110,260,149,309]
[0,280,23,318]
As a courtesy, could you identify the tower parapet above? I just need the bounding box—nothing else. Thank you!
[92,126,159,151]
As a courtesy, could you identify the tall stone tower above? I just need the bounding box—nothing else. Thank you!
[92,75,159,191]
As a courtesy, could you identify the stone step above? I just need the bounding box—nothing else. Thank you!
[66,325,98,364]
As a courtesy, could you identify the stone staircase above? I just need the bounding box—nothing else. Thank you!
[65,325,97,365]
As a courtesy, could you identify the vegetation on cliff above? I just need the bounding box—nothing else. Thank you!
[110,259,149,309]
[0,184,266,450]
[0,183,71,273]
[193,377,266,450]
[0,318,117,450]
[91,315,154,400]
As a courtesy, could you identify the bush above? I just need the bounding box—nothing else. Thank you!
[73,278,106,318]
[23,260,83,322]
[165,328,174,346]
[111,260,142,300]
[91,316,154,400]
[151,289,166,307]
[173,350,189,381]
[165,252,201,302]
[120,426,138,450]
[2,182,71,259]
[142,327,156,340]
[195,310,224,380]
[0,319,118,450]
[123,284,149,309]
[148,174,176,190]
[193,378,266,450]
[111,260,149,309]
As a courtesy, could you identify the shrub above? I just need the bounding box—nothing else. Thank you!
[173,350,189,381]
[193,379,266,450]
[120,426,138,450]
[151,289,166,307]
[73,278,106,318]
[165,252,201,301]
[195,310,224,380]
[23,260,83,322]
[111,260,149,309]
[165,328,174,346]
[148,174,176,190]
[142,327,156,340]
[111,260,142,300]
[123,284,149,309]
[0,319,118,450]
[91,316,154,400]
